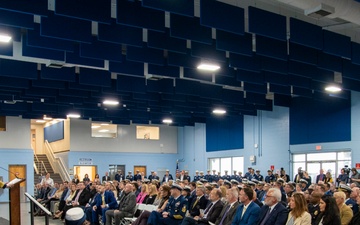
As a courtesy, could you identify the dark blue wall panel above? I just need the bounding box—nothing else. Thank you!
[323,30,351,58]
[289,42,318,65]
[142,0,194,17]
[41,65,76,82]
[216,31,252,56]
[98,21,143,47]
[206,116,244,151]
[44,121,64,143]
[256,35,287,60]
[0,9,34,29]
[290,18,323,50]
[191,42,226,62]
[0,59,37,79]
[79,68,111,87]
[290,96,351,144]
[0,0,48,16]
[249,6,286,41]
[80,39,123,62]
[352,42,360,65]
[200,0,244,35]
[148,30,187,54]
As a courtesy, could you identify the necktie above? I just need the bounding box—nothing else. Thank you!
[192,197,200,209]
[219,204,231,225]
[241,205,247,219]
[102,194,105,205]
[204,202,213,215]
[260,208,271,225]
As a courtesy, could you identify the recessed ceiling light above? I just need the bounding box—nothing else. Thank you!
[103,100,119,105]
[197,63,220,71]
[91,125,100,129]
[162,119,173,124]
[100,123,109,126]
[99,129,109,132]
[0,34,12,43]
[325,86,342,93]
[43,115,52,120]
[36,120,46,123]
[213,109,226,115]
[67,113,81,118]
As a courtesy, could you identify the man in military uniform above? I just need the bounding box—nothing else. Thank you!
[339,184,359,215]
[125,171,133,181]
[114,170,124,182]
[254,169,264,181]
[222,170,231,181]
[244,167,252,179]
[212,170,219,183]
[231,170,241,182]
[193,170,200,182]
[199,171,205,180]
[265,170,275,183]
[133,170,141,181]
[148,171,154,181]
[184,171,191,182]
[204,170,213,183]
[308,191,322,225]
[147,184,187,225]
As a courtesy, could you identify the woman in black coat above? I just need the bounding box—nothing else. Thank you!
[314,195,341,225]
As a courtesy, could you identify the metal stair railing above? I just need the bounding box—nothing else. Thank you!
[44,140,71,182]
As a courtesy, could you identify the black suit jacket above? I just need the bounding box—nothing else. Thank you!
[198,200,224,224]
[72,188,91,206]
[215,201,240,225]
[257,203,288,225]
[102,175,111,182]
[189,195,208,217]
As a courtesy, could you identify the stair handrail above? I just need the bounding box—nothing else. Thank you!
[44,140,71,182]
[33,150,48,175]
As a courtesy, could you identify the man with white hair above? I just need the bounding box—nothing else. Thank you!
[256,188,288,225]
[215,187,240,225]
[334,191,353,225]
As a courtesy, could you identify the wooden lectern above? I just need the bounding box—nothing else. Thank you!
[8,178,26,225]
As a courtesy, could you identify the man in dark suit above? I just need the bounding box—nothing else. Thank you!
[231,187,260,225]
[257,188,288,225]
[125,171,133,181]
[134,170,142,181]
[162,169,174,183]
[215,187,240,225]
[316,169,325,184]
[188,186,208,218]
[181,188,224,225]
[105,183,136,225]
[61,181,91,220]
[114,170,124,182]
[92,184,118,225]
[102,172,111,182]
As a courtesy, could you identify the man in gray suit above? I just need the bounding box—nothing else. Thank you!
[105,183,136,225]
[215,187,240,225]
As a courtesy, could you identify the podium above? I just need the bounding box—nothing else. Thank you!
[8,178,26,225]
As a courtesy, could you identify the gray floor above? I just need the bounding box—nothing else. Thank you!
[0,202,64,225]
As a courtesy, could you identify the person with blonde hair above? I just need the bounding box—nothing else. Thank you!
[286,192,311,225]
[334,191,352,225]
[144,184,158,205]
[136,183,148,204]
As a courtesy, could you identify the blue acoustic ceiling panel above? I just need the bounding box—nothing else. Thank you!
[59,89,89,98]
[270,84,291,95]
[200,0,244,35]
[196,83,223,100]
[183,68,212,82]
[229,54,260,72]
[249,6,286,41]
[191,42,226,62]
[55,0,111,24]
[0,0,48,16]
[175,79,200,96]
[274,93,291,107]
[245,92,266,105]
[289,42,318,65]
[41,65,76,82]
[288,61,316,78]
[256,35,287,61]
[69,83,101,92]
[27,24,75,52]
[214,64,236,77]
[148,30,187,54]
[109,60,144,76]
[142,0,194,17]
[311,69,335,83]
[290,18,323,50]
[317,52,342,72]
[216,31,252,56]
[148,64,179,78]
[127,46,164,66]
[292,86,313,98]
[147,79,174,95]
[0,41,12,56]
[343,77,360,92]
[117,75,146,94]
[98,21,143,47]
[0,9,34,29]
[32,79,66,89]
[80,39,123,62]
[25,87,58,97]
[66,45,104,68]
[288,74,311,89]
[0,59,37,79]
[352,42,360,65]
[323,30,351,58]
[216,75,242,87]
[0,77,29,89]
[243,82,267,94]
[264,71,288,86]
[237,69,263,84]
[22,35,65,61]
[342,59,360,80]
[170,14,212,44]
[260,56,288,74]
[32,103,59,112]
[41,14,92,43]
[117,0,164,32]
[79,68,111,87]
[222,89,244,105]
[0,25,21,42]
[168,52,201,68]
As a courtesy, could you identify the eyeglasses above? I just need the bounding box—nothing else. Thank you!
[265,195,275,198]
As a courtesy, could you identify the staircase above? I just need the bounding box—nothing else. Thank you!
[34,154,63,185]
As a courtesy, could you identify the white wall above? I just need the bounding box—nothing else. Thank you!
[0,117,31,149]
[70,119,178,153]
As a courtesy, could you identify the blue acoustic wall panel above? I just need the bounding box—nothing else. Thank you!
[237,69,263,84]
[55,0,111,24]
[79,68,111,87]
[352,42,360,65]
[289,42,318,65]
[249,6,286,41]
[98,21,143,47]
[117,75,146,94]
[317,52,342,72]
[216,31,252,56]
[80,39,123,62]
[264,71,288,86]
[191,42,226,62]
[0,9,34,29]
[288,61,316,78]
[22,35,65,61]
[200,0,244,35]
[206,116,244,151]
[0,59,37,79]
[244,82,267,94]
[260,56,288,74]
[167,52,201,69]
[117,0,164,32]
[342,59,360,81]
[148,30,187,54]
[256,35,287,60]
[127,46,164,66]
[41,14,92,43]
[66,45,104,68]
[142,0,194,17]
[323,30,351,58]
[44,121,64,143]
[109,60,144,77]
[290,18,323,50]
[148,64,179,78]
[290,96,351,144]
[170,14,212,44]
[183,68,212,82]
[230,54,260,72]
[0,41,12,56]
[41,65,76,82]
[0,0,48,16]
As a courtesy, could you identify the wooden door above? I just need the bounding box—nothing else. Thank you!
[134,166,146,177]
[9,165,26,188]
